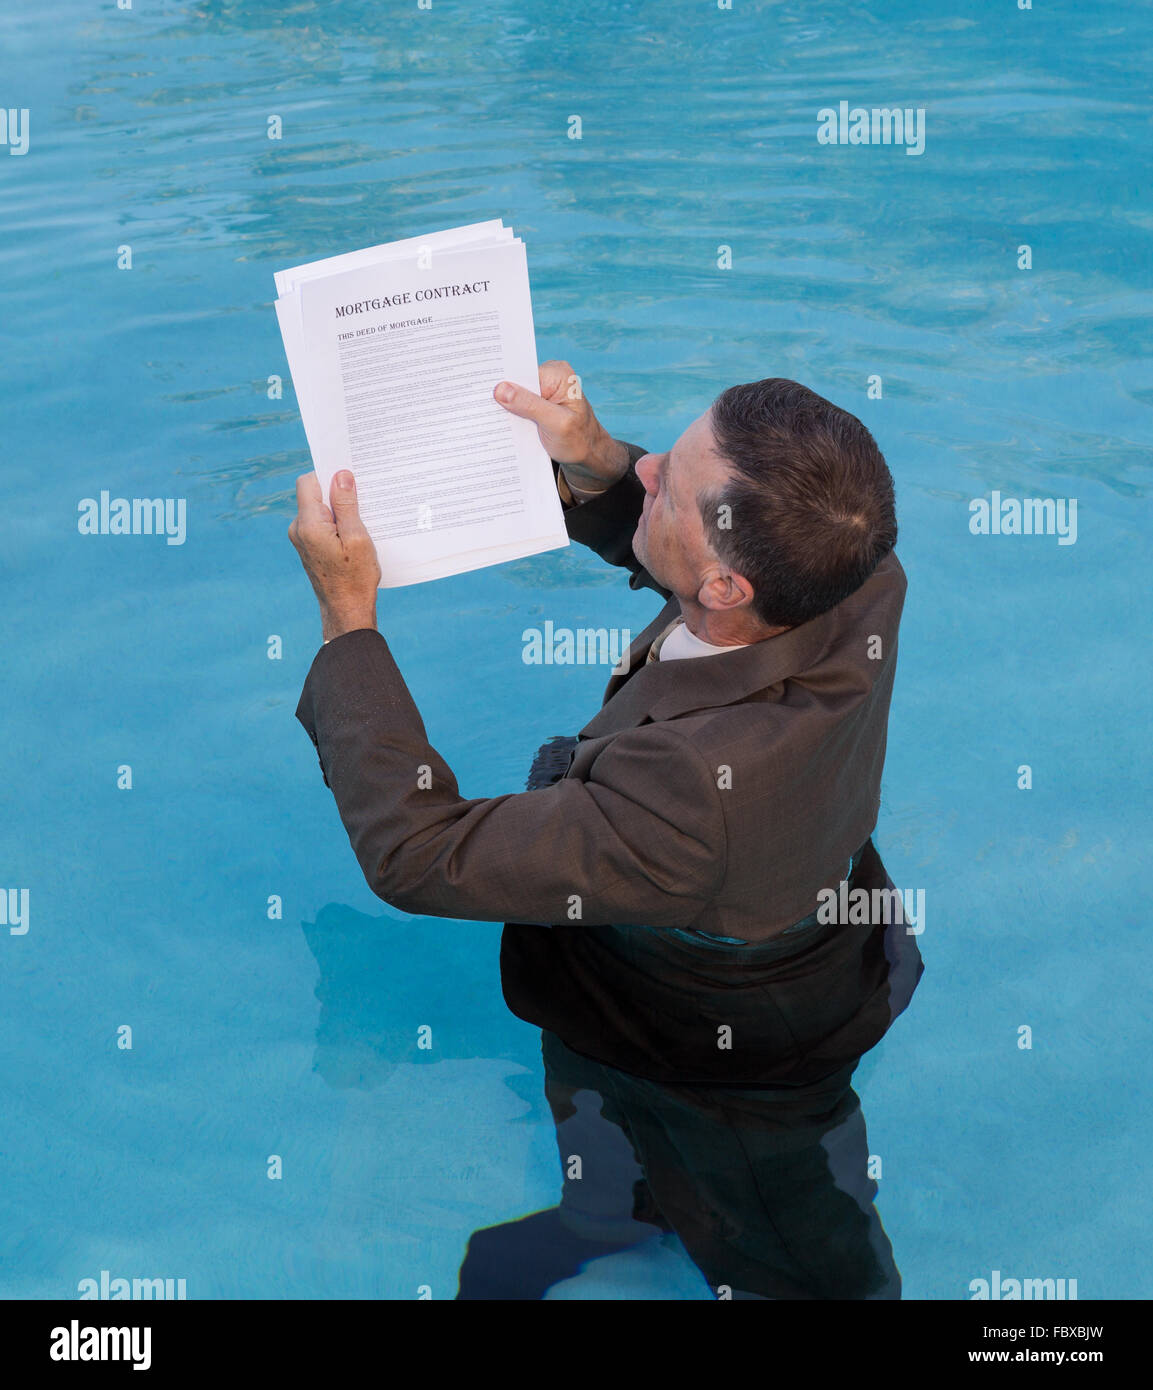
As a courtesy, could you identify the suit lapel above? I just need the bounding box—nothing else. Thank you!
[578,552,905,742]
[580,612,836,741]
[597,596,680,705]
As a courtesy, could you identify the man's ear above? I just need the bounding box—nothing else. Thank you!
[698,566,756,613]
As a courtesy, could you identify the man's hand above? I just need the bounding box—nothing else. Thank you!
[289,470,381,643]
[493,360,629,494]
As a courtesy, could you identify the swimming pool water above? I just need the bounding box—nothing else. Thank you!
[1,0,1150,1299]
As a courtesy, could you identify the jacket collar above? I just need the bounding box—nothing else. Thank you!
[578,552,906,741]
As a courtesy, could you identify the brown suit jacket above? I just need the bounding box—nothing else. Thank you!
[297,441,906,937]
[296,443,920,1084]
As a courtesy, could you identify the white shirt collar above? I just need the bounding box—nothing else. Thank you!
[658,618,748,662]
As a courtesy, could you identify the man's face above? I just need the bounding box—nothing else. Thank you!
[631,410,735,600]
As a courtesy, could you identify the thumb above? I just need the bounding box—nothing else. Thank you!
[493,379,568,433]
[330,470,369,535]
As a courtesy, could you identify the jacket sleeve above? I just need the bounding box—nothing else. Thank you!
[295,628,725,927]
[553,442,672,602]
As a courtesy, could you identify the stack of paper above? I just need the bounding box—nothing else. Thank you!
[274,220,569,587]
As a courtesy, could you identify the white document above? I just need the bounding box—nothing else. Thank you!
[274,221,569,587]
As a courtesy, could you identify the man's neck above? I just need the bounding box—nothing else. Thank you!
[677,599,789,647]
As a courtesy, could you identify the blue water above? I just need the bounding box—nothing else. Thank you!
[1,0,1150,1300]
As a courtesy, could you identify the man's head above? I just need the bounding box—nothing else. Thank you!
[632,378,897,642]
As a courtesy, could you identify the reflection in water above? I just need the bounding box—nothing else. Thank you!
[299,902,550,1298]
[303,902,408,1093]
[457,1033,900,1302]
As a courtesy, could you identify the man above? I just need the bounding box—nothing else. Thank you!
[290,363,923,1300]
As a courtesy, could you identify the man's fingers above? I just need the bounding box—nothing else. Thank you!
[329,470,372,541]
[538,359,578,401]
[493,379,571,434]
[295,471,330,525]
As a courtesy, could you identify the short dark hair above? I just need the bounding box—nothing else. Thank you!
[700,378,897,629]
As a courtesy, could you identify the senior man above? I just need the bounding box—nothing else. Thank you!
[290,364,924,1300]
